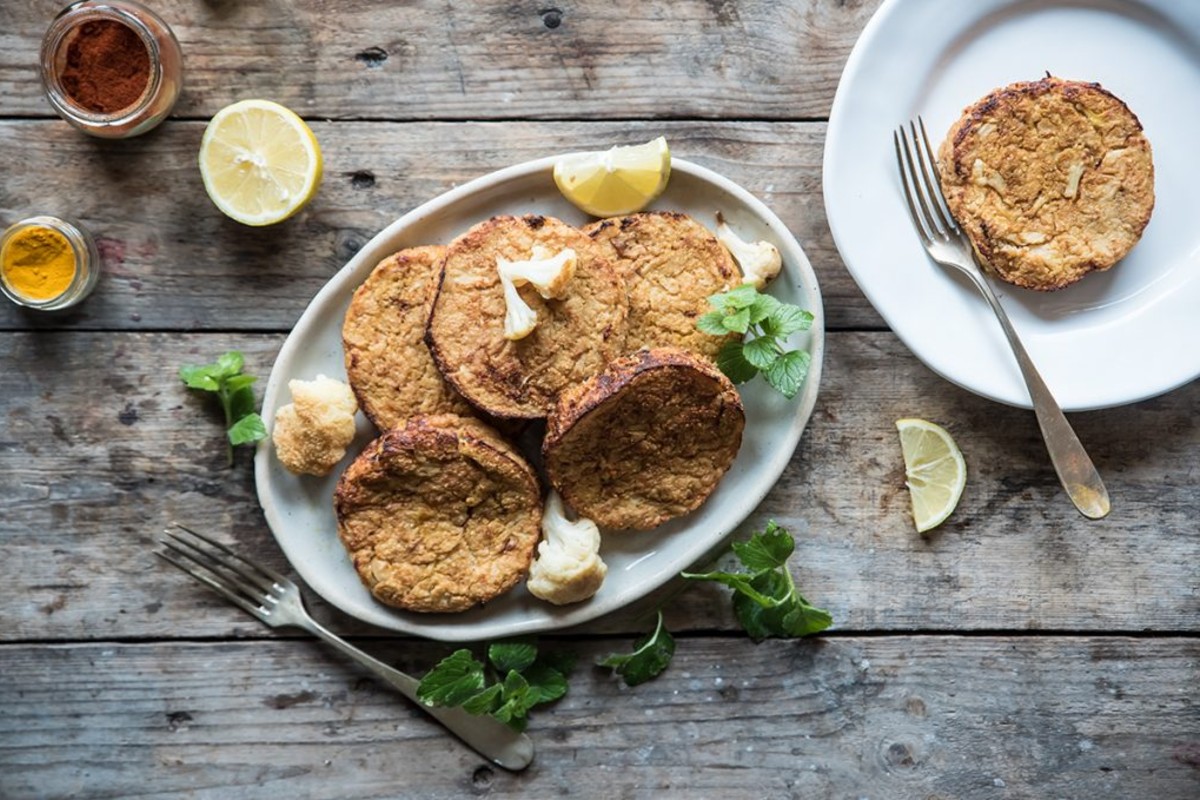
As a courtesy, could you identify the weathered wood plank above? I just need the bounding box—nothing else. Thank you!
[0,119,879,332]
[1,637,1196,799]
[2,331,1196,640]
[1,0,879,120]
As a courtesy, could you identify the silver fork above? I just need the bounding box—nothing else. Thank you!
[894,118,1110,520]
[156,524,534,770]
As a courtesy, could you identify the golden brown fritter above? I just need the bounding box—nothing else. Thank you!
[426,215,628,419]
[543,347,745,531]
[342,246,475,430]
[584,212,740,360]
[334,414,541,613]
[938,76,1154,290]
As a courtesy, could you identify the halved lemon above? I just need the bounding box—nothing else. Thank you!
[553,136,671,217]
[199,99,323,226]
[895,418,967,533]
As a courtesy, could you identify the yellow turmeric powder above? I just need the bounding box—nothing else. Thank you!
[1,225,77,301]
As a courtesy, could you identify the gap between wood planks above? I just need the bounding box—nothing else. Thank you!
[5,631,1197,647]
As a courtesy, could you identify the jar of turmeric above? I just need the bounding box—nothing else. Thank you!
[0,216,100,311]
[40,1,183,138]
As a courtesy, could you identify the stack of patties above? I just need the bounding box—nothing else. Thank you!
[335,209,752,613]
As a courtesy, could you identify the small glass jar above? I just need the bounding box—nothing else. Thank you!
[0,216,101,311]
[40,1,184,138]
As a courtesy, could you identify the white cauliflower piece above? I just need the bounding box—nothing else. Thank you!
[272,374,358,476]
[716,211,782,289]
[497,246,578,340]
[527,492,607,605]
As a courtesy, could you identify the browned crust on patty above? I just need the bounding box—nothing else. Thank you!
[425,215,628,419]
[937,76,1154,291]
[544,347,745,530]
[584,211,739,360]
[334,414,541,613]
[342,245,476,431]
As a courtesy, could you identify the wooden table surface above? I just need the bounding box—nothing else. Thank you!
[2,1,1197,798]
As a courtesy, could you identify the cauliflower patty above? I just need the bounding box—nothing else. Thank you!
[342,245,475,431]
[334,414,541,613]
[584,211,739,361]
[938,76,1154,291]
[544,347,745,530]
[426,215,628,419]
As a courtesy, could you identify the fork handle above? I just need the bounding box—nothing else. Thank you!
[298,617,535,771]
[967,273,1111,519]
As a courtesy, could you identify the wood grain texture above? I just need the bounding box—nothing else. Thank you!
[2,332,1195,641]
[2,0,880,120]
[1,637,1196,799]
[0,119,878,332]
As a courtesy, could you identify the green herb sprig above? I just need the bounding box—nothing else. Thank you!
[596,610,676,687]
[696,284,813,398]
[683,522,832,641]
[416,641,574,731]
[179,351,266,466]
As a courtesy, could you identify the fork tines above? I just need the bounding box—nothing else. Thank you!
[157,524,287,618]
[894,116,958,243]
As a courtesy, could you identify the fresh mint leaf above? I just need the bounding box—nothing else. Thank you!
[710,283,759,311]
[488,641,538,673]
[523,661,570,703]
[460,683,503,715]
[678,568,777,607]
[731,521,793,571]
[741,337,779,370]
[770,305,814,336]
[747,292,781,325]
[696,311,730,337]
[716,341,758,384]
[491,670,543,731]
[180,351,266,466]
[682,522,832,641]
[179,365,220,391]
[596,610,676,687]
[418,641,574,730]
[763,350,810,399]
[227,413,266,446]
[216,350,244,378]
[721,307,751,334]
[223,373,257,393]
[417,649,487,706]
[696,286,813,399]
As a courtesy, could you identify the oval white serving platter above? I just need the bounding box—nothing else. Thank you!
[254,156,824,641]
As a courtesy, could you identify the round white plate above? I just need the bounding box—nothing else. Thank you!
[254,157,823,641]
[824,0,1200,411]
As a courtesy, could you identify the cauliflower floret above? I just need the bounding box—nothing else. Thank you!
[498,246,577,340]
[272,374,358,476]
[527,491,607,605]
[715,211,782,289]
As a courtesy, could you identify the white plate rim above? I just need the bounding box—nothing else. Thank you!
[253,156,825,640]
[823,0,1200,411]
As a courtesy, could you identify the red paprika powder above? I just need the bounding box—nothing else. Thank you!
[59,19,150,114]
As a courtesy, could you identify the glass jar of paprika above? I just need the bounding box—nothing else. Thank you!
[40,0,184,138]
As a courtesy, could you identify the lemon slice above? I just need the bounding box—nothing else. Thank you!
[553,136,671,217]
[895,418,967,533]
[199,99,323,226]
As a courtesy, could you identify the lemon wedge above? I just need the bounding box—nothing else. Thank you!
[199,99,323,226]
[553,137,671,217]
[895,418,967,533]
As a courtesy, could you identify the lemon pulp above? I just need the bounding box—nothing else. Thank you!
[895,418,967,533]
[199,99,323,226]
[553,137,671,217]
